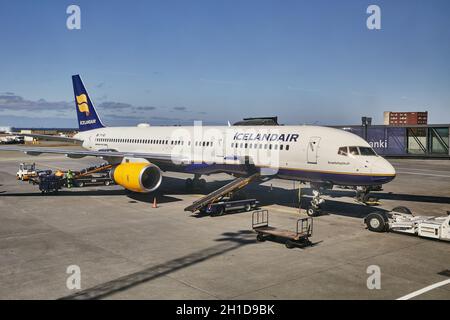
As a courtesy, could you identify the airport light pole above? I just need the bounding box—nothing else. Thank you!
[361,116,372,141]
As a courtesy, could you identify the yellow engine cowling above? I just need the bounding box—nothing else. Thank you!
[110,163,162,193]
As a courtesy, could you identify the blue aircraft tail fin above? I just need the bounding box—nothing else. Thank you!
[72,75,105,132]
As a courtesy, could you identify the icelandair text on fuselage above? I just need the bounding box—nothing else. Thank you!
[233,132,299,142]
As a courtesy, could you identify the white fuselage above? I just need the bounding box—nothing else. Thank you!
[74,124,396,186]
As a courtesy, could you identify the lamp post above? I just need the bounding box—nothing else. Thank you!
[361,117,372,141]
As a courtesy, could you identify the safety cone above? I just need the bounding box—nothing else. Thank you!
[152,197,158,208]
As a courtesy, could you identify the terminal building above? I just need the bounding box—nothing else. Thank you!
[332,123,449,158]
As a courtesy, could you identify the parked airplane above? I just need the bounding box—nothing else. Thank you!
[0,75,396,215]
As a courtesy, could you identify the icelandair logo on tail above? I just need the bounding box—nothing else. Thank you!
[76,94,97,126]
[76,94,90,116]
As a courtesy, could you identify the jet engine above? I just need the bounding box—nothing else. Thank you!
[110,162,162,193]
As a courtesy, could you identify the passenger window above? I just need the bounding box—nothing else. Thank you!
[280,145,284,150]
[286,145,290,151]
[338,147,348,156]
[349,147,359,155]
[274,145,278,150]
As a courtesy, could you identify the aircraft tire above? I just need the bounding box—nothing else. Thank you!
[185,178,193,190]
[306,205,319,217]
[199,179,207,190]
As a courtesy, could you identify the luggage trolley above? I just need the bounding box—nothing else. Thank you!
[252,210,313,249]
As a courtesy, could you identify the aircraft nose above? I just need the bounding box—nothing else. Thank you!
[385,160,396,176]
[371,157,396,184]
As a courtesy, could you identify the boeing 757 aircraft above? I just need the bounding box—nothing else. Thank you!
[0,75,396,216]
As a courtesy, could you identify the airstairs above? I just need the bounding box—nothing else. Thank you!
[184,173,260,212]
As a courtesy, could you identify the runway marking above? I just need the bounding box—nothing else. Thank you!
[396,171,450,178]
[396,279,450,300]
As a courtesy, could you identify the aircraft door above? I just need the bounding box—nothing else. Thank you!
[307,137,321,164]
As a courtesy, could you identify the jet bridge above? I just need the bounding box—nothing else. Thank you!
[184,173,260,213]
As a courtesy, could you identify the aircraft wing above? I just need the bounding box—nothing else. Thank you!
[0,145,186,163]
[7,132,83,144]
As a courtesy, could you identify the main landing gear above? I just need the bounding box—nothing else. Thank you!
[185,174,206,191]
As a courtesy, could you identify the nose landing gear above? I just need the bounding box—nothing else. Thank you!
[355,186,380,206]
[306,188,325,217]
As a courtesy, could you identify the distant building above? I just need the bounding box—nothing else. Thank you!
[384,111,428,125]
[0,126,12,133]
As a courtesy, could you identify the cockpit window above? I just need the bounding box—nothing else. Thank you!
[359,147,377,156]
[338,147,348,156]
[339,146,377,156]
[349,147,359,155]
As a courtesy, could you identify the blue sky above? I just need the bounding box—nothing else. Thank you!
[0,0,449,127]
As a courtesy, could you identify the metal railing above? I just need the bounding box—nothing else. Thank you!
[252,210,269,229]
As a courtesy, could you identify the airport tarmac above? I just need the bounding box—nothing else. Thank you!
[0,150,449,300]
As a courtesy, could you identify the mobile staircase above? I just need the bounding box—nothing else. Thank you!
[184,173,260,213]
